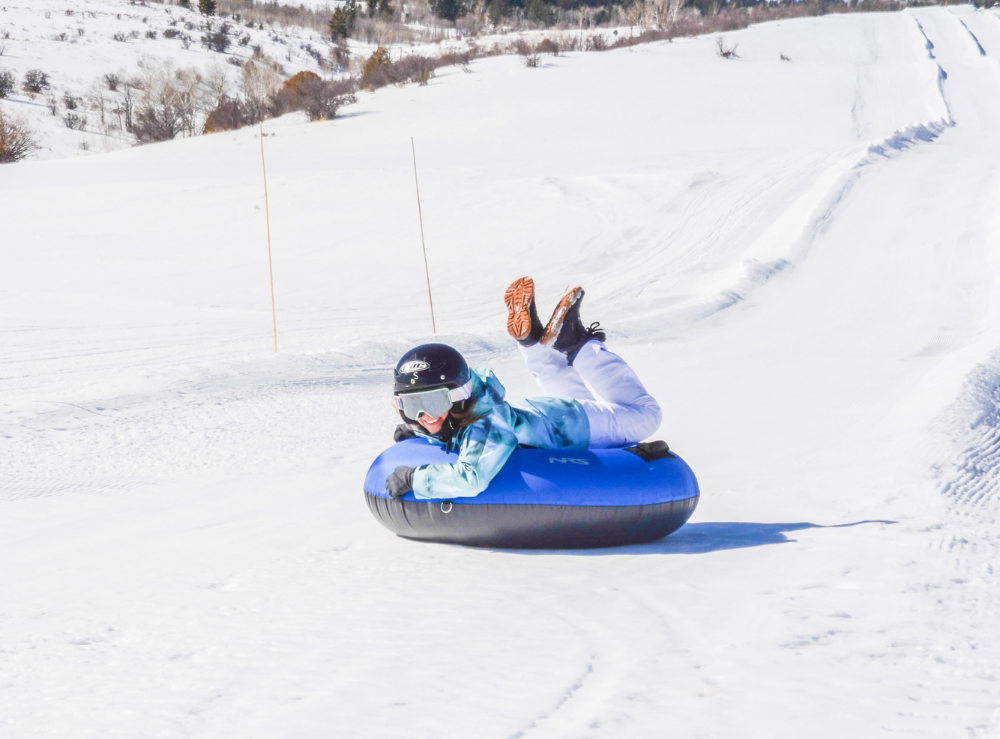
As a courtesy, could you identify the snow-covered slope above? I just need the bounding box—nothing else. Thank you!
[0,0,333,157]
[3,6,1000,738]
[0,0,587,160]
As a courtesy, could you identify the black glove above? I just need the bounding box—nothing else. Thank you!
[386,466,415,499]
[393,424,417,443]
[624,440,672,462]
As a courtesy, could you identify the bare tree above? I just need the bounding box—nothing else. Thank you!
[204,61,229,108]
[666,0,684,23]
[0,109,40,163]
[241,60,280,123]
[171,66,202,136]
[87,80,110,133]
[115,78,139,133]
[129,60,201,142]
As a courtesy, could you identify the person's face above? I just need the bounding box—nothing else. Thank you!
[417,411,449,435]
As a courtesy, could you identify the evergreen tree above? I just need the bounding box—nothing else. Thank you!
[328,0,358,40]
[366,0,394,17]
[178,0,191,8]
[525,0,554,24]
[198,0,216,16]
[430,0,466,21]
[487,0,510,26]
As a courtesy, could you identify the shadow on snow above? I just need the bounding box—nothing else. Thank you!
[503,519,896,556]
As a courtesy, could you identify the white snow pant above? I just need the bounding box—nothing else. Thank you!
[519,340,662,448]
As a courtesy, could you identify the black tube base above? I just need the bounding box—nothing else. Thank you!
[365,493,699,549]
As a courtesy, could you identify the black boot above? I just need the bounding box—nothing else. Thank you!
[504,276,544,346]
[541,287,606,364]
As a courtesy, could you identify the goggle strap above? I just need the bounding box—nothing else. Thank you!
[449,379,473,402]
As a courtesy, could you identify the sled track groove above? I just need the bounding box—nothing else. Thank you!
[927,347,1000,738]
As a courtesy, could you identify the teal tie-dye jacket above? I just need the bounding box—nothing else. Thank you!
[410,368,590,499]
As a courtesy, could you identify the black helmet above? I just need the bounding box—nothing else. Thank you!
[393,344,474,425]
[393,343,471,394]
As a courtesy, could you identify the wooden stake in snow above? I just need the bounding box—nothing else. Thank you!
[260,122,278,353]
[411,137,437,335]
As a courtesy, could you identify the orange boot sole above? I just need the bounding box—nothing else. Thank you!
[540,286,584,347]
[504,276,536,341]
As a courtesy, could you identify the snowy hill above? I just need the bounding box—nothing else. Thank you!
[3,5,1000,737]
[0,0,590,159]
[0,0,342,157]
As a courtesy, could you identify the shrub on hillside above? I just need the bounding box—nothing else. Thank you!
[269,74,357,120]
[607,28,671,50]
[0,70,15,98]
[276,70,322,108]
[514,39,541,67]
[202,23,231,53]
[440,49,476,70]
[331,42,351,71]
[585,34,608,52]
[359,48,474,91]
[301,42,325,67]
[203,96,250,133]
[361,46,392,88]
[537,38,559,56]
[23,69,51,95]
[63,112,87,131]
[715,36,739,59]
[0,109,39,163]
[131,103,184,143]
[123,60,201,143]
[394,54,436,85]
[294,77,357,120]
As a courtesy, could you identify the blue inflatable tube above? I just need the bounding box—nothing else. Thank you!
[364,438,699,548]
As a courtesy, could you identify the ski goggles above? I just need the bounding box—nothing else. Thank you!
[393,380,473,420]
